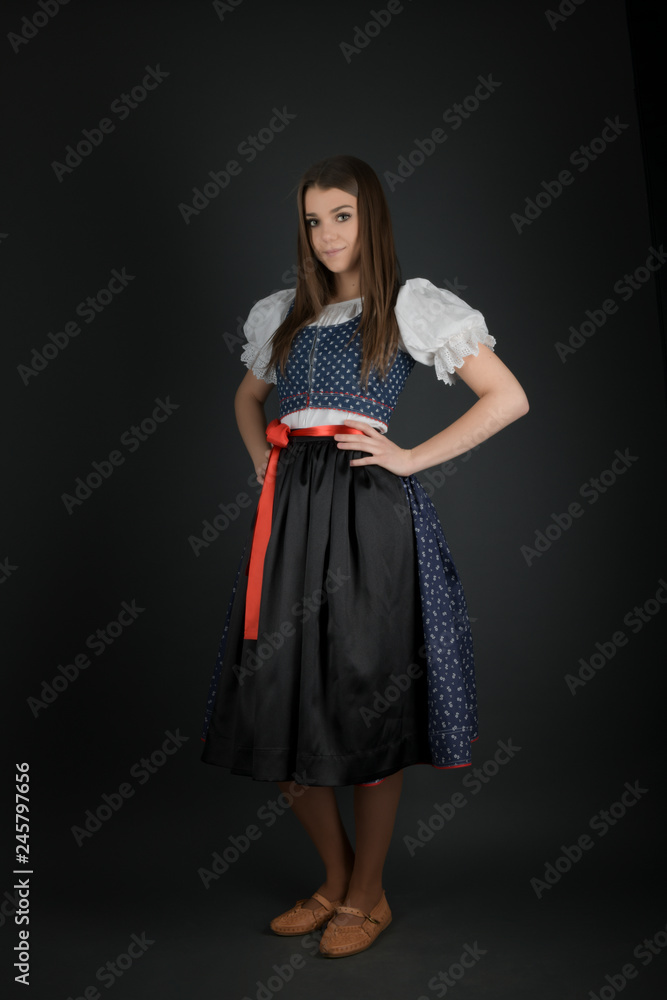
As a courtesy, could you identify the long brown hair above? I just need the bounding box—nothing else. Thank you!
[266,155,402,388]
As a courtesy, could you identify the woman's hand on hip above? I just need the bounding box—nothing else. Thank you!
[254,447,271,485]
[334,420,414,476]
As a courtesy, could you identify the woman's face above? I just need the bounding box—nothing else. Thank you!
[304,186,361,279]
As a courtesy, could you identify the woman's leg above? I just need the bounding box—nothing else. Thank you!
[277,780,355,910]
[330,769,404,926]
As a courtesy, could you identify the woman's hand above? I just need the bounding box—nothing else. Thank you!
[334,420,414,477]
[254,447,271,485]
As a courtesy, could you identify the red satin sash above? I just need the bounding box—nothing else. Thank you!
[243,418,365,640]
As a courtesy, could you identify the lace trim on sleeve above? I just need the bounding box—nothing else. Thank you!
[433,326,497,386]
[240,341,277,384]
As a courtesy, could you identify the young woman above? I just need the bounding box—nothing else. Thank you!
[200,155,529,958]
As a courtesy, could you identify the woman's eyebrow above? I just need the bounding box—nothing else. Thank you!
[305,205,354,217]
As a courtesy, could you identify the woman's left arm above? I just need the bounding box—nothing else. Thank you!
[335,344,529,476]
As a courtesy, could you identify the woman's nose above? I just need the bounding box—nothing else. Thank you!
[317,223,336,242]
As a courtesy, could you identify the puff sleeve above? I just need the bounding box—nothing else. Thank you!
[395,277,496,386]
[239,288,295,384]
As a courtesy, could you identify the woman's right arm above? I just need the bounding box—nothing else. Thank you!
[234,369,275,485]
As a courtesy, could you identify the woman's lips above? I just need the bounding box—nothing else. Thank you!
[324,248,345,256]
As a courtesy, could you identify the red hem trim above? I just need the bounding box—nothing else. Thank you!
[356,757,476,786]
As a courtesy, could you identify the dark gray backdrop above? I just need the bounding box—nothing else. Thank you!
[3,1,666,998]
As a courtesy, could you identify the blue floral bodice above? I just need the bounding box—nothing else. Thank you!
[276,305,416,429]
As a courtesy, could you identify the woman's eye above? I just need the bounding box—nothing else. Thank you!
[306,214,351,227]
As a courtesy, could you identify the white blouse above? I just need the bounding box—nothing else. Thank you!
[240,277,496,433]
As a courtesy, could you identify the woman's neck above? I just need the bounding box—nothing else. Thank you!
[327,293,361,304]
[330,271,361,303]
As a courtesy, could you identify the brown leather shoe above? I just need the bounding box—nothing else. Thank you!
[319,890,392,957]
[270,891,343,936]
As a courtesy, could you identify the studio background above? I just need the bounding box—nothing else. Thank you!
[3,1,665,998]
